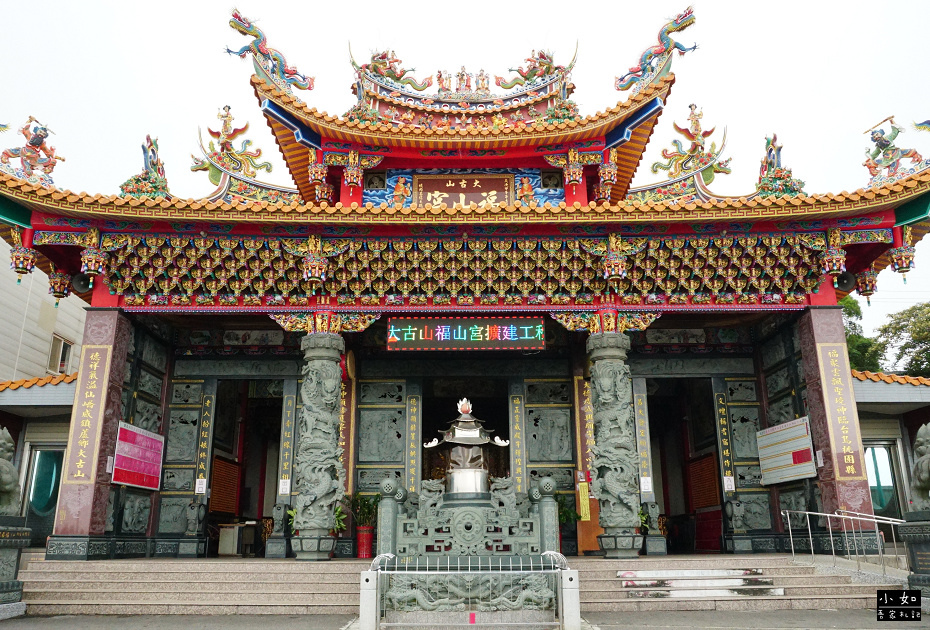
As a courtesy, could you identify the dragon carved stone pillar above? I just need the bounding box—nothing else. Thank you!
[291,332,346,560]
[587,330,641,558]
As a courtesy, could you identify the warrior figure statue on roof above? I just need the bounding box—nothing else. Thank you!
[616,6,697,92]
[0,117,65,187]
[651,104,730,183]
[227,10,314,92]
[357,49,433,91]
[191,106,272,181]
[863,118,924,180]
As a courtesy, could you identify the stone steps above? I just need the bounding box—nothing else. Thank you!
[19,579,360,592]
[579,594,880,612]
[573,557,893,612]
[25,603,358,615]
[580,574,851,589]
[23,590,360,604]
[19,553,895,615]
[581,583,885,600]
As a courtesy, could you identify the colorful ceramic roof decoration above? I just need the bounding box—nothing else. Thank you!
[0,8,928,316]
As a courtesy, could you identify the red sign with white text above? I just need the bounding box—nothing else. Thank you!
[112,422,164,490]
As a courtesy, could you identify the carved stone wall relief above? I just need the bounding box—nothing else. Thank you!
[740,492,773,530]
[359,382,405,404]
[172,382,203,405]
[358,408,405,463]
[166,410,198,462]
[525,382,570,405]
[158,497,189,534]
[731,407,761,459]
[526,408,572,463]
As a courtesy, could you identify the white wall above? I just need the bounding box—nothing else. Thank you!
[0,238,87,381]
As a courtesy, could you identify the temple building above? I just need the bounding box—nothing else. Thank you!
[1,7,929,565]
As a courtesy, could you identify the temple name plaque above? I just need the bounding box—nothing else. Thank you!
[387,317,545,351]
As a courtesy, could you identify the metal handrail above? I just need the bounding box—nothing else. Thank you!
[780,509,908,575]
[834,509,907,575]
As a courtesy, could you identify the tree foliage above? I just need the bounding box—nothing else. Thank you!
[875,301,930,377]
[838,296,882,372]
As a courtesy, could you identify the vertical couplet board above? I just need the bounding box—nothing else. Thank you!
[276,380,298,503]
[816,343,867,481]
[632,378,656,503]
[194,379,217,496]
[509,383,527,495]
[405,392,421,493]
[62,345,113,487]
[712,377,737,503]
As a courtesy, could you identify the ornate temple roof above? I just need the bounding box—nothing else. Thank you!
[254,73,673,200]
[2,167,929,227]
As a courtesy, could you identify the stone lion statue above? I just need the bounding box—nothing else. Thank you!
[0,428,20,516]
[910,423,930,511]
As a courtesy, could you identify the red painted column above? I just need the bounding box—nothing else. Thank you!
[798,306,875,519]
[50,309,131,555]
[339,169,358,206]
[564,171,588,206]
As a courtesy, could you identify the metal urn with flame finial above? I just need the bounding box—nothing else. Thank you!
[424,398,509,497]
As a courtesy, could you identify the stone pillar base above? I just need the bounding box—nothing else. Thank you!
[725,534,757,553]
[598,530,642,558]
[46,535,110,561]
[0,525,29,605]
[265,536,291,559]
[150,537,206,558]
[292,534,335,560]
[901,512,930,601]
[0,602,25,620]
[643,534,667,555]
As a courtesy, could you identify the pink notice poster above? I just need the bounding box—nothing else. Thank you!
[112,421,164,490]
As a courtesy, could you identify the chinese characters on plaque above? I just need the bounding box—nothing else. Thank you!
[715,391,737,497]
[413,174,515,207]
[63,346,112,484]
[387,317,545,351]
[633,381,655,501]
[194,393,215,494]
[278,393,296,497]
[817,343,866,481]
[510,395,525,494]
[406,396,421,492]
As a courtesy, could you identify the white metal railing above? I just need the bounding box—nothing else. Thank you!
[359,552,580,630]
[780,509,908,575]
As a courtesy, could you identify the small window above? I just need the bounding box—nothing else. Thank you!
[540,170,564,189]
[47,336,73,374]
[364,171,387,190]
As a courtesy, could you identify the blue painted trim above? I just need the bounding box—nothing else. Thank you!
[259,99,322,150]
[604,97,663,149]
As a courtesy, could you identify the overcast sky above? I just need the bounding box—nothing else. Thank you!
[4,1,929,345]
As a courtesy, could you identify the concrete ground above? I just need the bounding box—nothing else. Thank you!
[0,611,925,630]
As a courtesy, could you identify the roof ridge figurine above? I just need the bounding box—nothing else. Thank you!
[227,10,314,93]
[615,6,697,93]
[0,116,65,188]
